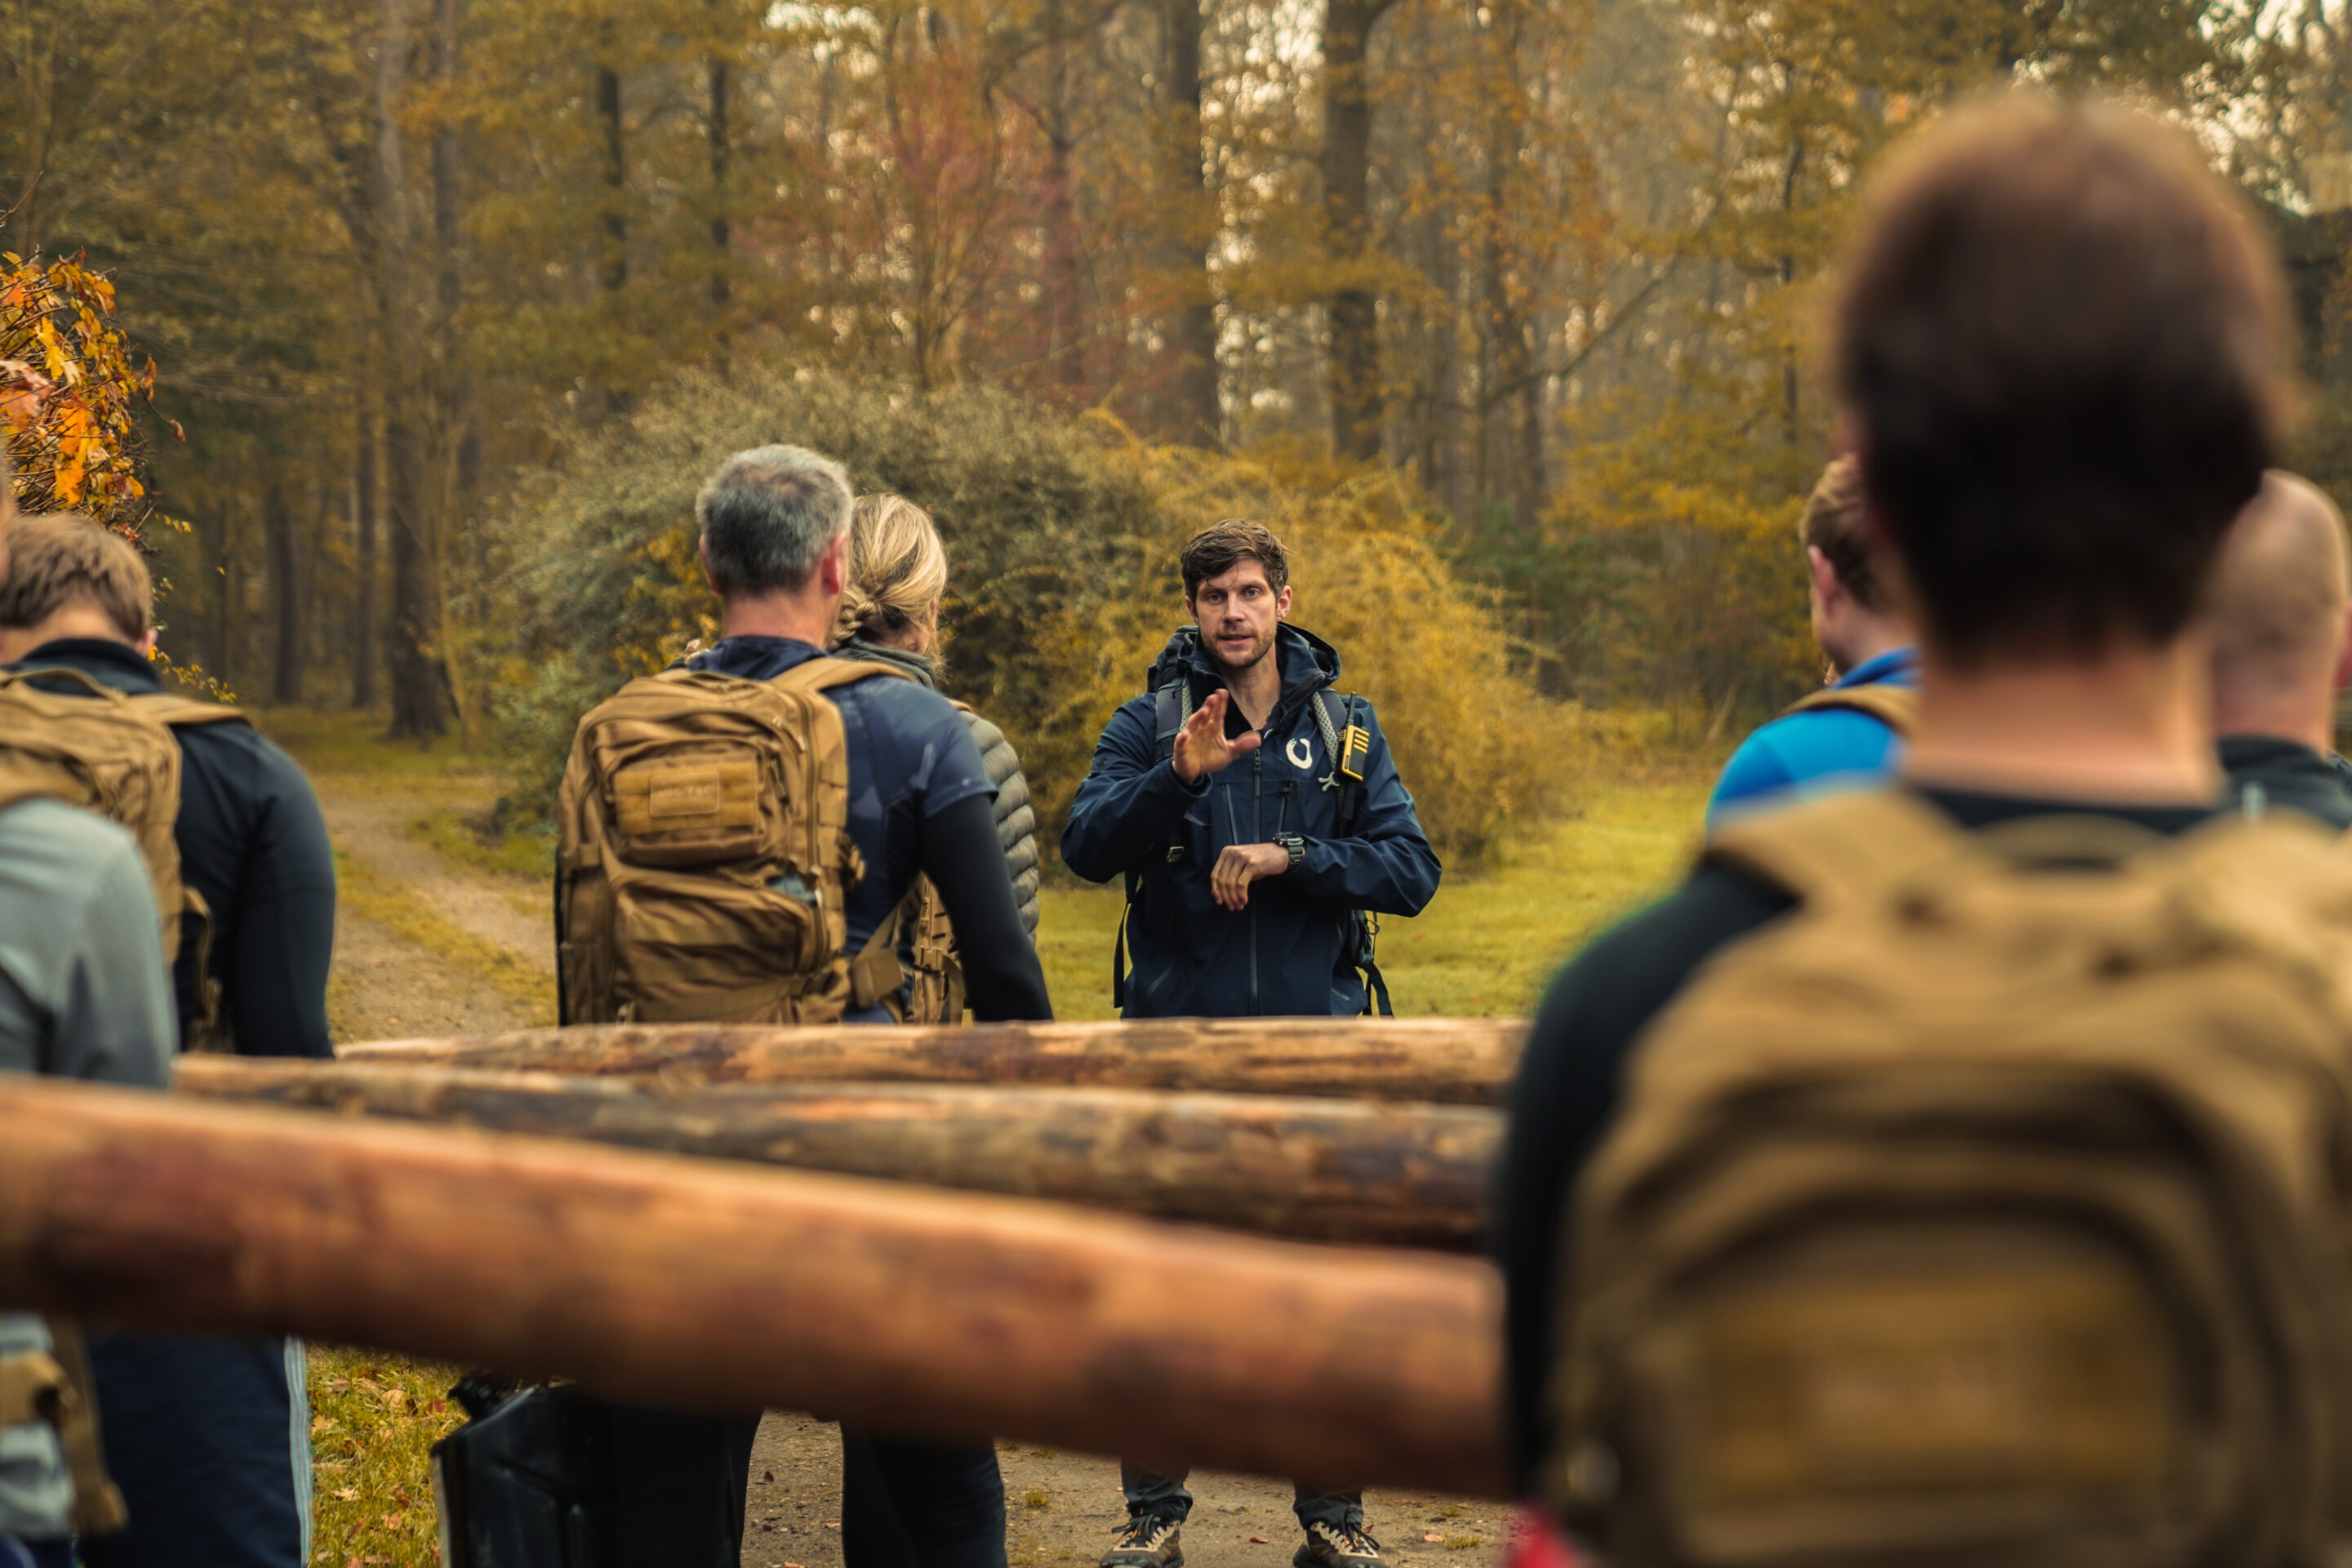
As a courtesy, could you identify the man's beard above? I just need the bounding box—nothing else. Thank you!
[1207,629,1274,675]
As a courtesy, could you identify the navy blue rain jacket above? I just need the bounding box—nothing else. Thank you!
[1062,624,1441,1017]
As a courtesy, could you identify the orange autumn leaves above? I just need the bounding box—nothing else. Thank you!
[0,252,177,543]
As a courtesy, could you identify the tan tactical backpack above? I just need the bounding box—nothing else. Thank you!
[0,666,244,1051]
[556,658,927,1026]
[1546,789,2352,1568]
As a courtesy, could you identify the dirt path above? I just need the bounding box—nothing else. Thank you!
[303,757,1501,1568]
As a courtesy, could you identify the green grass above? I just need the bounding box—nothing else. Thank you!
[1037,757,1712,1020]
[307,1345,467,1568]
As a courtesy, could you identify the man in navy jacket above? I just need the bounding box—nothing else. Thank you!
[1062,519,1439,1567]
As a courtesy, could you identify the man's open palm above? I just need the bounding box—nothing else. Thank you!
[1172,690,1260,782]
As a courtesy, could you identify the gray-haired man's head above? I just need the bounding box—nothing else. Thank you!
[696,444,854,598]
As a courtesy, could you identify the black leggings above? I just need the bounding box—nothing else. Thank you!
[839,1430,1008,1568]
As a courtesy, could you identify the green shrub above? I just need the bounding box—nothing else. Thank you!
[495,362,1584,866]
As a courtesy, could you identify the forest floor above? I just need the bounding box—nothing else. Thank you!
[261,709,1714,1568]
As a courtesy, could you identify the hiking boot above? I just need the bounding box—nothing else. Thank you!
[1100,1512,1184,1568]
[1294,1521,1386,1567]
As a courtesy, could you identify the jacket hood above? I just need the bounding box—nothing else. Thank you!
[1145,624,1341,709]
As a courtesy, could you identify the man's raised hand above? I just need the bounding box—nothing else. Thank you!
[1171,689,1261,783]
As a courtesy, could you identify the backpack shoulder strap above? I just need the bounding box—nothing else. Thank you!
[1151,678,1189,757]
[131,691,251,730]
[1781,682,1919,737]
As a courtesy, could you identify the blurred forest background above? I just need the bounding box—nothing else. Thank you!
[11,0,2352,861]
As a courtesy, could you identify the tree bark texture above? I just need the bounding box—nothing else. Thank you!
[707,51,731,308]
[1161,0,1219,445]
[1322,0,1390,463]
[0,1077,1507,1494]
[334,1018,1528,1105]
[173,1060,1500,1250]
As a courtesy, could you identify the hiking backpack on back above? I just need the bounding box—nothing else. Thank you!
[0,666,246,1050]
[1545,790,2352,1568]
[555,658,917,1026]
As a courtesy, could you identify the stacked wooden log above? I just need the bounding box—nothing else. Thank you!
[0,1016,1532,1490]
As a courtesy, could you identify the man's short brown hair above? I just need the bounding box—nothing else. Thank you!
[0,513,152,642]
[1180,519,1290,601]
[1799,456,1887,611]
[1834,96,2291,668]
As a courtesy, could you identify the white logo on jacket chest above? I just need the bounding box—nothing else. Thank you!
[1285,736,1314,771]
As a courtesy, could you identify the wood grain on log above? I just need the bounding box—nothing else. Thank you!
[175,1058,1499,1250]
[0,1077,1506,1494]
[334,1018,1528,1104]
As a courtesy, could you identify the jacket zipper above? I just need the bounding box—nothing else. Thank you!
[1248,750,1263,1015]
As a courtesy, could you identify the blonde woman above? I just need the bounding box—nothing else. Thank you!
[831,494,1042,944]
[827,493,1037,1568]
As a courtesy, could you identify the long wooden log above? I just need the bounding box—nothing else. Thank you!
[175,1058,1499,1250]
[336,1018,1529,1104]
[0,1077,1505,1493]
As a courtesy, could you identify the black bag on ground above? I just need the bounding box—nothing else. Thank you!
[431,1379,616,1568]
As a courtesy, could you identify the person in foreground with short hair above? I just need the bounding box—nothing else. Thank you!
[0,513,334,1568]
[0,484,178,1568]
[1062,519,1440,1568]
[1705,455,1918,828]
[1497,94,2288,1546]
[591,445,1047,1568]
[2206,471,2352,827]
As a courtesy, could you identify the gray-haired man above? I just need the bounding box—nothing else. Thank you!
[556,445,1050,1568]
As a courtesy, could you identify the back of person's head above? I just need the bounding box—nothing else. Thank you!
[832,494,948,650]
[2208,471,2350,736]
[696,444,854,599]
[0,512,150,643]
[1180,519,1290,602]
[1834,96,2291,670]
[1798,455,1889,611]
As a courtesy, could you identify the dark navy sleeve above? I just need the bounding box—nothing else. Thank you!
[1285,703,1441,916]
[1060,695,1206,884]
[1494,863,1795,1495]
[878,681,996,821]
[225,739,336,1059]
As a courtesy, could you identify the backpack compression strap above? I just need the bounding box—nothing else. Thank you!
[1780,682,1919,737]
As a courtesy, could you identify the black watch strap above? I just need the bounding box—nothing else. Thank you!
[1276,833,1306,871]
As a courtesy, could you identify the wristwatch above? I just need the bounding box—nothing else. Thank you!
[1274,833,1307,872]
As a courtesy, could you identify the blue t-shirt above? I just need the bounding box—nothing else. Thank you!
[678,637,997,962]
[1705,647,1919,830]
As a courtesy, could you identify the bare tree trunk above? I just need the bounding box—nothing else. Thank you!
[267,477,303,705]
[375,0,445,739]
[1161,0,1219,444]
[1038,0,1084,396]
[597,64,627,293]
[1322,0,1392,463]
[351,399,379,709]
[707,50,730,309]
